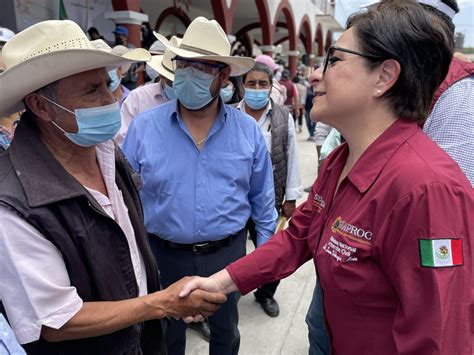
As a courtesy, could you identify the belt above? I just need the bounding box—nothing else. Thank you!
[154,230,243,255]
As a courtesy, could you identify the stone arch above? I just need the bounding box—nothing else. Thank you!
[154,6,191,32]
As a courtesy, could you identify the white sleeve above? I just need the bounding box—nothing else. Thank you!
[0,207,83,344]
[116,92,137,146]
[285,115,303,201]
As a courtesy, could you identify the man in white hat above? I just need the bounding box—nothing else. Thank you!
[0,20,226,354]
[116,37,181,146]
[122,17,277,355]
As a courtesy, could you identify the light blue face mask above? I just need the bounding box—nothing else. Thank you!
[244,88,270,110]
[220,85,234,103]
[173,67,218,110]
[108,69,121,92]
[163,81,177,101]
[146,64,159,82]
[41,96,122,147]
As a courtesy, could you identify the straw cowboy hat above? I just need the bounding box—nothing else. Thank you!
[147,36,182,82]
[0,20,151,117]
[154,17,254,77]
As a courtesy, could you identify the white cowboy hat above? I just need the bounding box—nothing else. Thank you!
[154,17,254,77]
[0,20,151,117]
[147,36,182,82]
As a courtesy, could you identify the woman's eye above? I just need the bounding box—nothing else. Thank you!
[328,57,341,66]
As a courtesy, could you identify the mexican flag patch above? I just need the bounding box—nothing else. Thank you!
[419,239,463,267]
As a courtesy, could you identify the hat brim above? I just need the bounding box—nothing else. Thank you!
[147,55,174,81]
[0,48,150,117]
[154,32,254,77]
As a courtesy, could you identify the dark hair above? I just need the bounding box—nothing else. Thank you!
[242,62,273,84]
[87,27,99,35]
[347,0,454,122]
[420,0,459,35]
[292,76,300,84]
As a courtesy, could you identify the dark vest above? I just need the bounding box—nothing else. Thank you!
[0,114,166,355]
[269,103,289,212]
[431,57,474,110]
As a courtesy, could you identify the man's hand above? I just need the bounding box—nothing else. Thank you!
[282,200,296,218]
[144,276,226,319]
[178,270,238,323]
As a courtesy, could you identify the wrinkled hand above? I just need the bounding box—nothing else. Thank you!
[281,200,296,218]
[157,276,227,319]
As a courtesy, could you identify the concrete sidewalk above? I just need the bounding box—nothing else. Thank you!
[186,123,320,354]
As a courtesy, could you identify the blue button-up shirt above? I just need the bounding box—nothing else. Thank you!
[122,100,277,246]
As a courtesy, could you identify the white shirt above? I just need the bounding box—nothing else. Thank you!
[116,81,167,146]
[237,101,302,201]
[0,140,147,344]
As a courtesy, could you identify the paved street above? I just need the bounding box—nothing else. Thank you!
[187,123,320,355]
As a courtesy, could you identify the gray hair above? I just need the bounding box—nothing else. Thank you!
[242,62,274,83]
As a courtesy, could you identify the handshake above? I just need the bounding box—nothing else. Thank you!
[145,270,237,323]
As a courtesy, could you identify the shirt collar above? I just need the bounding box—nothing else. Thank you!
[237,100,273,120]
[154,81,165,99]
[350,118,420,193]
[328,118,420,193]
[171,99,228,134]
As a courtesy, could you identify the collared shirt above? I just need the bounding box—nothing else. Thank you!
[227,119,473,354]
[237,100,302,201]
[116,82,167,146]
[119,85,130,108]
[0,140,147,344]
[423,75,474,186]
[122,100,277,246]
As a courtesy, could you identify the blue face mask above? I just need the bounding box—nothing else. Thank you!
[42,96,122,147]
[244,88,270,110]
[108,69,121,92]
[163,81,177,101]
[220,85,234,103]
[173,67,218,110]
[146,64,159,82]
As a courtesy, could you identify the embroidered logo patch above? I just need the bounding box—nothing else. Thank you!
[313,194,326,213]
[419,238,463,267]
[330,216,372,245]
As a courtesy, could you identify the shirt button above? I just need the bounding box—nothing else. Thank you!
[197,205,202,210]
[197,229,202,234]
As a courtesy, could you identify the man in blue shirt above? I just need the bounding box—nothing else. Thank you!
[123,17,277,355]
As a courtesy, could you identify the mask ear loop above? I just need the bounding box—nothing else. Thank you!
[39,95,75,134]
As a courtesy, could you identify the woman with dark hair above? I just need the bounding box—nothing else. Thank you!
[180,1,473,353]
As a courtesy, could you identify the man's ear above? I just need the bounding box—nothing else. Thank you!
[24,94,56,122]
[220,66,231,85]
[373,59,400,97]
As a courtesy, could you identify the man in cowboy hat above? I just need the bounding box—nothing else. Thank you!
[0,20,226,354]
[116,36,181,146]
[122,17,277,355]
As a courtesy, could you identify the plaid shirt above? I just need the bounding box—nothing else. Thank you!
[424,75,474,186]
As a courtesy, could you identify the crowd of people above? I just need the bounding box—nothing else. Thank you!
[0,0,473,354]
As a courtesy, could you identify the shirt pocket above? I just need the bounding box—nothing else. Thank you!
[207,154,250,196]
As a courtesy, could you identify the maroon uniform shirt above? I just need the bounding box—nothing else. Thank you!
[228,118,473,354]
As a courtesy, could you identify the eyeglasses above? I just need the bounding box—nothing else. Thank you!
[322,46,384,74]
[171,57,227,76]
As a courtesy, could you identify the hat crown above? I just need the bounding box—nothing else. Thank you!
[163,36,181,71]
[179,17,230,57]
[2,20,93,70]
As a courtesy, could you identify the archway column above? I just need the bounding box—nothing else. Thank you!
[259,45,275,56]
[287,50,299,77]
[108,0,146,48]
